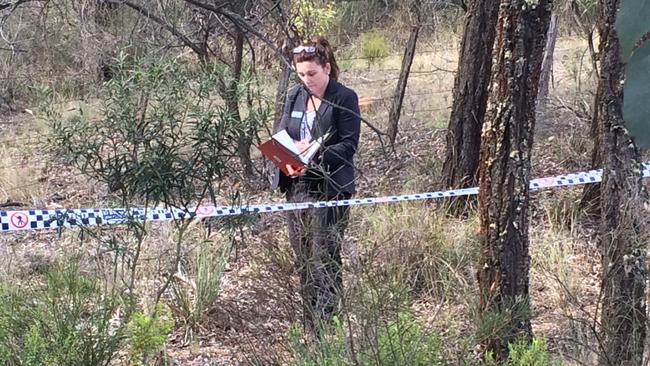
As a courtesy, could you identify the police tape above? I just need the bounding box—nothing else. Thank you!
[2,162,649,233]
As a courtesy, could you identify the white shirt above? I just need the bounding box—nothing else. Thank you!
[300,110,317,140]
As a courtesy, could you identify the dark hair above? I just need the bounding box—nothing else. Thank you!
[292,36,340,81]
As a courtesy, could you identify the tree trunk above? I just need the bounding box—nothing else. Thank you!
[596,1,647,364]
[579,91,602,215]
[273,35,298,133]
[229,30,254,179]
[273,61,293,133]
[580,4,611,216]
[440,0,499,213]
[387,25,419,145]
[476,0,551,358]
[537,12,559,106]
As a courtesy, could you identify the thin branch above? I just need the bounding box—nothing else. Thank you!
[249,0,282,28]
[183,0,291,69]
[106,0,206,60]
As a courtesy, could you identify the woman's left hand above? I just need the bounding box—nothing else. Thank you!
[286,164,306,177]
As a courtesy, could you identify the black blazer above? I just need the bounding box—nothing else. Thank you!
[272,79,361,197]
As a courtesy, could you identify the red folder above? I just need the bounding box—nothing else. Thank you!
[258,139,307,175]
[258,130,328,176]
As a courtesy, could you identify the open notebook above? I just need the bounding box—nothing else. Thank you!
[258,130,330,176]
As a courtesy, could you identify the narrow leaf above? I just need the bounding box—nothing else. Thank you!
[623,41,650,149]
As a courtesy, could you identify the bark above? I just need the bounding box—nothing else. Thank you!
[230,30,254,179]
[440,0,499,213]
[579,92,602,215]
[596,0,647,364]
[476,0,552,358]
[272,2,299,133]
[387,25,419,144]
[273,63,292,133]
[537,12,559,105]
[580,2,612,216]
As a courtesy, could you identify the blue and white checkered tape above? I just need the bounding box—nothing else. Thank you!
[1,162,649,233]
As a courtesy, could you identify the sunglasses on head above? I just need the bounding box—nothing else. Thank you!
[292,46,317,54]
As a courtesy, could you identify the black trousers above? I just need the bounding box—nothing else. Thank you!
[286,182,351,329]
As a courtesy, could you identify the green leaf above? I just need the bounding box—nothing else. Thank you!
[616,0,650,61]
[623,41,650,149]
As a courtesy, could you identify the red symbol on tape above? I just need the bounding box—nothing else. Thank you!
[10,213,28,229]
[195,206,215,216]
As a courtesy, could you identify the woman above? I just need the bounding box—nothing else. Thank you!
[273,36,361,330]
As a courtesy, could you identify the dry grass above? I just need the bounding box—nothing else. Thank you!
[0,115,47,205]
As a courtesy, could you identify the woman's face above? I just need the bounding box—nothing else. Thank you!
[295,60,331,97]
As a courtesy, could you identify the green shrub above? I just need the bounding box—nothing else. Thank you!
[289,317,349,366]
[362,31,389,65]
[292,0,337,39]
[370,312,445,366]
[46,54,247,206]
[289,312,445,366]
[475,297,533,350]
[0,261,124,366]
[507,338,552,366]
[484,337,558,366]
[127,304,174,363]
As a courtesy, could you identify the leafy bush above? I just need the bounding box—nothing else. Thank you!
[292,0,337,39]
[484,337,558,366]
[289,317,349,366]
[47,53,248,207]
[127,304,174,363]
[362,31,389,66]
[289,312,445,366]
[0,261,124,366]
[369,312,445,365]
[507,338,553,366]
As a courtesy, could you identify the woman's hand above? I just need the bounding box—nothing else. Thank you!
[286,139,310,177]
[294,138,310,153]
[286,164,306,177]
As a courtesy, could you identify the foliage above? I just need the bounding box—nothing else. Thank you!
[0,261,124,366]
[289,312,445,366]
[0,56,19,112]
[289,317,349,366]
[169,240,228,341]
[506,338,552,366]
[361,31,389,66]
[46,53,247,207]
[291,0,338,39]
[127,304,174,363]
[475,296,533,349]
[369,312,445,365]
[484,337,557,366]
[616,0,650,148]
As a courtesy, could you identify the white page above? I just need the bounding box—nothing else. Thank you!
[298,132,331,164]
[273,130,331,165]
[272,130,302,156]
